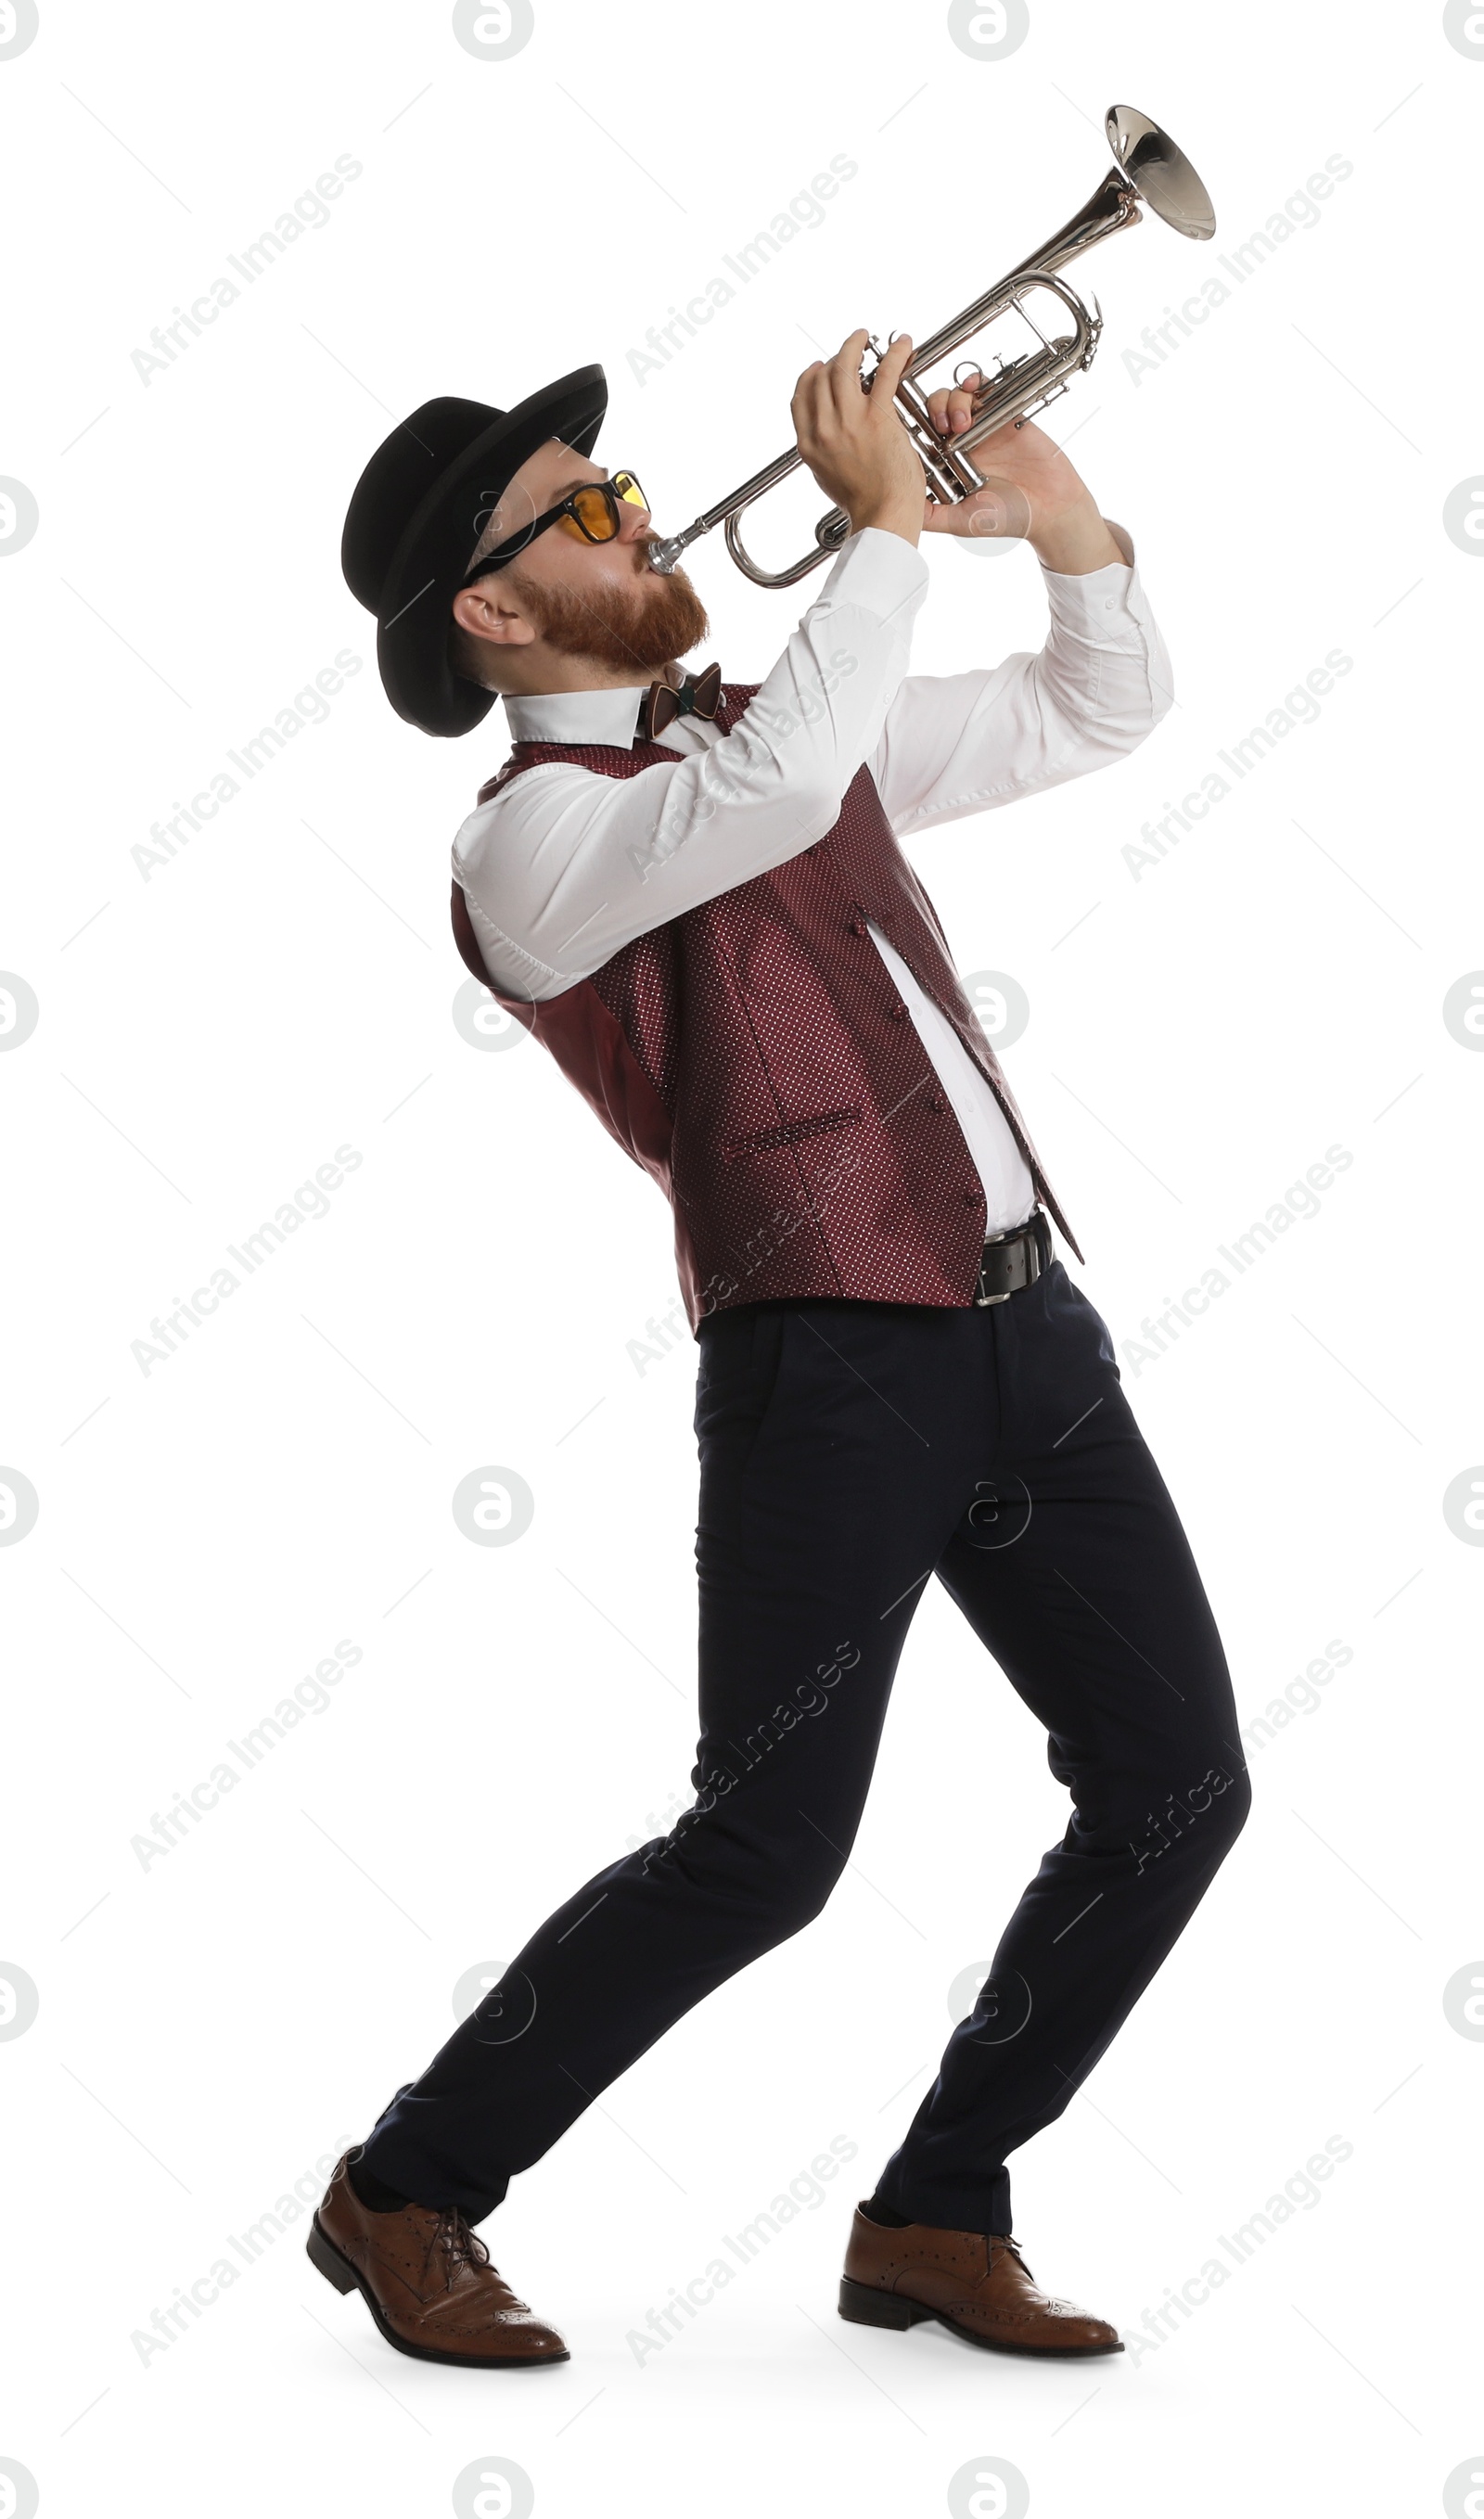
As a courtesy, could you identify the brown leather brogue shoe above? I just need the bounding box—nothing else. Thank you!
[839,2206,1122,2357]
[307,2152,569,2368]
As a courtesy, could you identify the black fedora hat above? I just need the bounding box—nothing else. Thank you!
[341,364,607,738]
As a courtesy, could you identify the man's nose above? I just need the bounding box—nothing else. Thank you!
[616,495,652,543]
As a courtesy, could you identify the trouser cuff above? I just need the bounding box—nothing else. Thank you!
[870,2164,1012,2236]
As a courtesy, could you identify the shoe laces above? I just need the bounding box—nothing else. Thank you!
[424,2207,492,2290]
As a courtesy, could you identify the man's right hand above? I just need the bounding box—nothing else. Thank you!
[791,330,925,546]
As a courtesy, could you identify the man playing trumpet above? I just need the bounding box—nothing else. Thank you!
[316,327,1247,2367]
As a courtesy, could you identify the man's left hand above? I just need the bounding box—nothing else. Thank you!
[918,376,1124,574]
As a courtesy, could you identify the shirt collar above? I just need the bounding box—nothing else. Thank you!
[502,684,713,752]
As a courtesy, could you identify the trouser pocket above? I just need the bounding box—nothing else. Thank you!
[693,1302,788,1433]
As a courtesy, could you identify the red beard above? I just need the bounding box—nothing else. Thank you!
[509,544,710,676]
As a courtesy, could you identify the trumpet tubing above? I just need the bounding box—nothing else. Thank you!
[646,105,1215,591]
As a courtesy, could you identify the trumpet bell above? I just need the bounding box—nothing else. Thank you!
[1107,105,1216,241]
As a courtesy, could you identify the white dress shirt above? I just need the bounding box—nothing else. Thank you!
[454,524,1171,1234]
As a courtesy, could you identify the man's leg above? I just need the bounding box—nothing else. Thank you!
[869,1260,1251,2236]
[358,1298,986,2220]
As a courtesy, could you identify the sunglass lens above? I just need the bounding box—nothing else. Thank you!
[613,472,647,508]
[569,484,619,541]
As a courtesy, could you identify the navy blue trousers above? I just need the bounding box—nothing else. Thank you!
[364,1260,1249,2231]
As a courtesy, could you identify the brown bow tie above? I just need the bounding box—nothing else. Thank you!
[637,660,722,743]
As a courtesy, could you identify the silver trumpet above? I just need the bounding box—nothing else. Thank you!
[645,104,1215,590]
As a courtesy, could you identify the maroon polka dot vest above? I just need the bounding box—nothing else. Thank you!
[451,683,1081,1329]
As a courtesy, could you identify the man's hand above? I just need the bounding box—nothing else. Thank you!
[791,330,925,546]
[919,375,1124,574]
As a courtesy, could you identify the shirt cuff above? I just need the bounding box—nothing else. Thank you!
[1040,542,1150,639]
[817,522,930,620]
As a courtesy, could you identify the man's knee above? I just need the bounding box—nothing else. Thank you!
[650,1805,851,1945]
[746,1842,849,1944]
[1211,1759,1253,1848]
[723,1835,849,1948]
[1124,1757,1251,1875]
[1192,1757,1251,1844]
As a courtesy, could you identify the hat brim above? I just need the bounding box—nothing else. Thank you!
[376,365,607,739]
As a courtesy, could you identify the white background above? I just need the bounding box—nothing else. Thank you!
[2,2,1481,2513]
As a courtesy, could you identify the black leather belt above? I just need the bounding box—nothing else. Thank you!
[974,1209,1053,1306]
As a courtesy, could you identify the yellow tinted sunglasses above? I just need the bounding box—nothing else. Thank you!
[462,470,648,585]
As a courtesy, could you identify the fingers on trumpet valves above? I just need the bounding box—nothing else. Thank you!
[871,331,914,394]
[927,365,985,438]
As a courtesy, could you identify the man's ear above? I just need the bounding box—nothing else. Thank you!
[449,582,537,649]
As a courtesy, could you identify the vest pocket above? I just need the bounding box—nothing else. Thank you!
[723,1106,860,1161]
